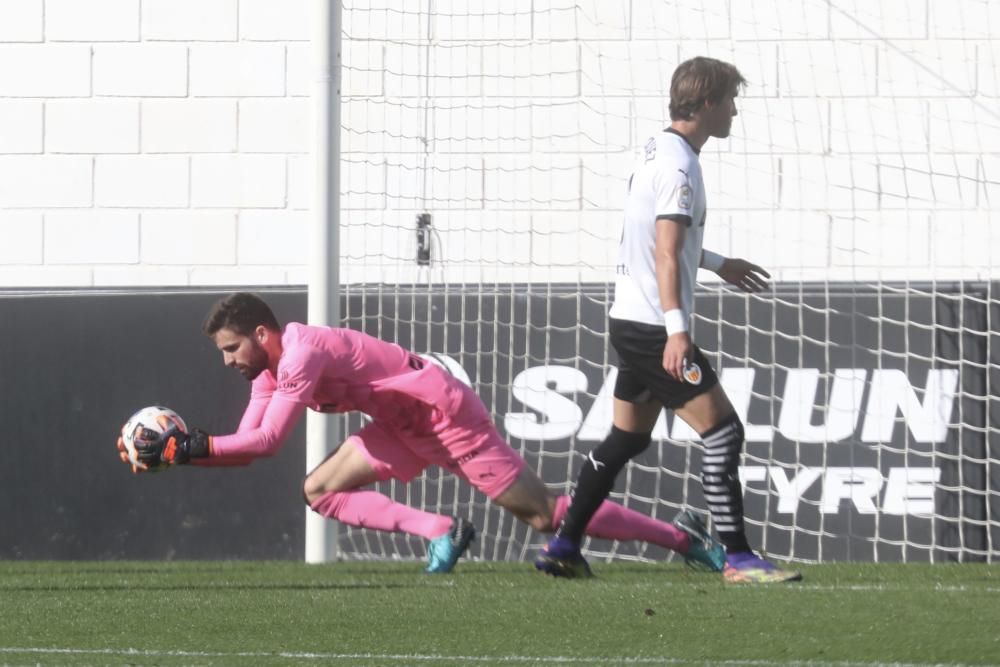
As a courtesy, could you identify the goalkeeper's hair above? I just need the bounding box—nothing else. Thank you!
[202,292,282,338]
[669,56,747,121]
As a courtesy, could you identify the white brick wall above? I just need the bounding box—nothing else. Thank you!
[0,44,90,96]
[189,44,285,97]
[0,212,44,263]
[95,155,188,207]
[0,101,43,153]
[239,0,310,41]
[190,155,286,208]
[46,100,139,153]
[141,0,238,42]
[0,0,43,42]
[44,210,139,263]
[94,44,188,96]
[237,210,308,264]
[141,99,237,153]
[142,211,237,264]
[0,0,995,287]
[46,0,140,42]
[0,156,92,207]
[238,99,310,153]
[732,0,830,41]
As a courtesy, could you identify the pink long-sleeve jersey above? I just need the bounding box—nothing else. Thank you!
[206,323,467,460]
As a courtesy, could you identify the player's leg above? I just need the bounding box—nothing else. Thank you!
[490,461,722,575]
[303,427,474,573]
[547,395,661,546]
[454,397,722,575]
[304,434,453,540]
[533,335,661,577]
[436,401,683,548]
[536,320,729,576]
[675,384,802,583]
[533,397,719,575]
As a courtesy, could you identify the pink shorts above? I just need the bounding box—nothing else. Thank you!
[349,389,525,500]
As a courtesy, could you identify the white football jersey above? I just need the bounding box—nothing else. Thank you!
[609,129,706,327]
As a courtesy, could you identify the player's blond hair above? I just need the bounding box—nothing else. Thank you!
[668,56,747,121]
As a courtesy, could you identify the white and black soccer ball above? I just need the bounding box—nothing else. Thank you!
[119,405,187,471]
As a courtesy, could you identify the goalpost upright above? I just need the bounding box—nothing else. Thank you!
[305,0,343,564]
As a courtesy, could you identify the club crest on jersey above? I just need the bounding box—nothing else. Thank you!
[678,184,692,210]
[644,137,656,161]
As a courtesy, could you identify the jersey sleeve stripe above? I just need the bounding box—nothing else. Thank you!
[656,213,693,228]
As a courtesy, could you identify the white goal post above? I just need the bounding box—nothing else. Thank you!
[320,0,999,564]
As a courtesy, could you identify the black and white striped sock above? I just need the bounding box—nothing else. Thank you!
[700,414,752,553]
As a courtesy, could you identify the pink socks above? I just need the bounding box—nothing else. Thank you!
[310,489,690,553]
[311,490,453,540]
[552,495,689,552]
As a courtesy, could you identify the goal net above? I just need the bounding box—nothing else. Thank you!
[333,0,999,564]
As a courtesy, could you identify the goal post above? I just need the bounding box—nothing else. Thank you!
[328,0,999,564]
[305,0,343,564]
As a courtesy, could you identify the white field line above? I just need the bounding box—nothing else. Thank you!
[0,648,996,667]
[766,584,1000,594]
[608,581,1000,594]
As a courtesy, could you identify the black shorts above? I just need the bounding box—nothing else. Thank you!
[610,317,719,410]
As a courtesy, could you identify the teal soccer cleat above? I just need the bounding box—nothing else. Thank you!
[424,517,476,573]
[672,509,726,572]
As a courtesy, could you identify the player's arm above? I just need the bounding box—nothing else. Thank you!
[651,160,696,382]
[236,392,272,433]
[655,216,692,382]
[181,393,276,466]
[134,348,317,468]
[700,248,770,293]
[207,396,307,459]
[132,393,307,468]
[163,374,279,467]
[132,397,306,469]
[206,343,322,459]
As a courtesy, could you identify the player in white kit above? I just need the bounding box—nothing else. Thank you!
[536,57,801,583]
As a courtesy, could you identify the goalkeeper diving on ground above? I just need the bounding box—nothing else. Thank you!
[117,291,725,574]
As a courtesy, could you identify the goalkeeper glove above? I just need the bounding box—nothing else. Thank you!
[117,435,147,474]
[134,426,212,467]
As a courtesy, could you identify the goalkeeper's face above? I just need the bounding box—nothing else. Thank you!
[212,327,270,381]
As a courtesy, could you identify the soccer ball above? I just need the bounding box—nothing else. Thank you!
[118,405,186,471]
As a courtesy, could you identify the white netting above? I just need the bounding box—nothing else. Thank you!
[333,0,999,564]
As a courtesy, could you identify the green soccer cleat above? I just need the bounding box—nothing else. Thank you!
[424,517,476,574]
[672,509,726,572]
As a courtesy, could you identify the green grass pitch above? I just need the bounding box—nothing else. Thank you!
[0,561,997,666]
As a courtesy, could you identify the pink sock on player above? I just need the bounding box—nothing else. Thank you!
[552,495,690,553]
[311,490,453,540]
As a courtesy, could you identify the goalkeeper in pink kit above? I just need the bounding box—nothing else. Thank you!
[125,292,724,574]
